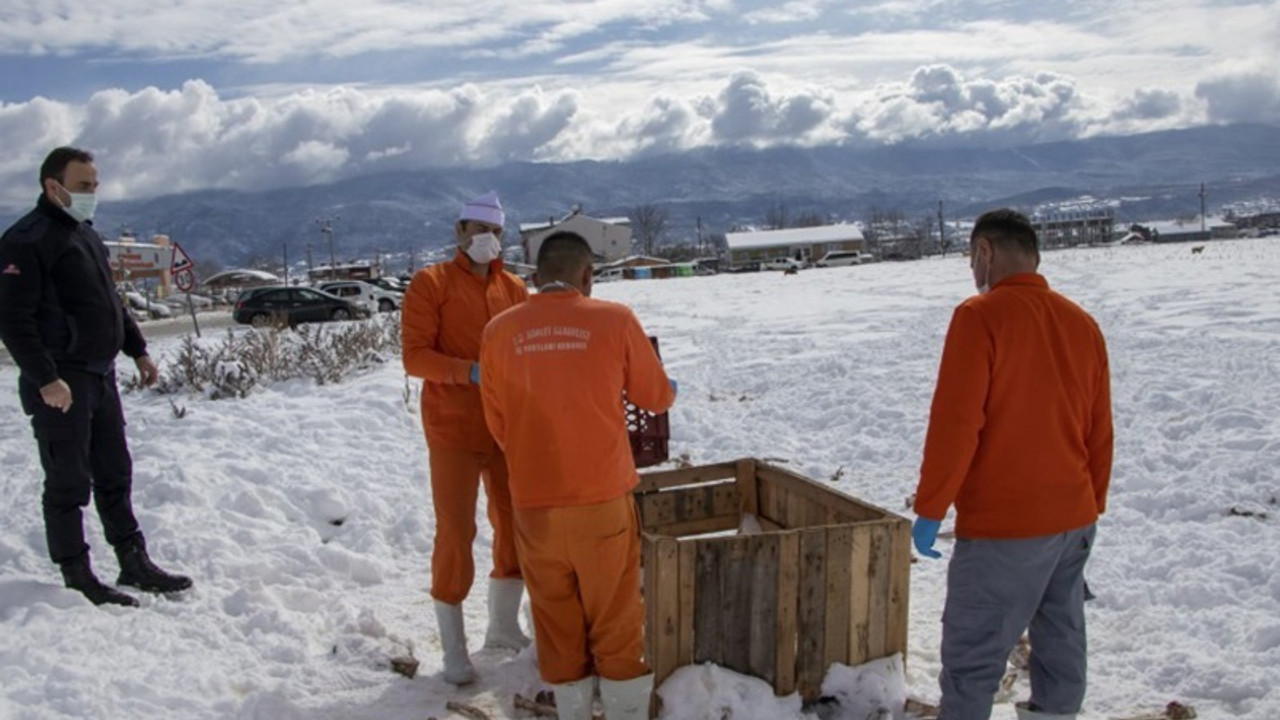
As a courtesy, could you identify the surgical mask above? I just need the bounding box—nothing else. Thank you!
[56,183,97,223]
[465,232,501,264]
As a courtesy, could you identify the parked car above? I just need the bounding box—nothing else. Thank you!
[594,267,626,283]
[316,280,401,312]
[762,257,805,271]
[369,277,407,294]
[815,250,865,268]
[232,286,370,326]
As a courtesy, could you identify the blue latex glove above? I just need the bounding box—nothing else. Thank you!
[912,517,943,559]
[669,378,679,395]
[469,363,480,385]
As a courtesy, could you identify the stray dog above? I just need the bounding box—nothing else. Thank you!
[783,266,799,275]
[1191,245,1205,254]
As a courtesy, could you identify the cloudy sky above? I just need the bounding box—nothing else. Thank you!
[1,0,1278,208]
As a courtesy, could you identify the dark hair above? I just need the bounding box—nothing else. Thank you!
[971,208,1038,256]
[536,231,593,279]
[40,147,94,188]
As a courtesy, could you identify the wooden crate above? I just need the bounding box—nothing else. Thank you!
[634,458,911,702]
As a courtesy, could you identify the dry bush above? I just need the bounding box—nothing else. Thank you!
[125,313,401,400]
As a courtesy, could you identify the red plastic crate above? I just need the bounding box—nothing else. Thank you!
[626,336,670,468]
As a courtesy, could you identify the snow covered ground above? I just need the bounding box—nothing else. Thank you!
[1,238,1278,720]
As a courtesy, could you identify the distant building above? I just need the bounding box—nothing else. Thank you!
[1031,212,1115,248]
[724,224,864,269]
[307,260,380,282]
[520,210,632,264]
[1141,216,1237,244]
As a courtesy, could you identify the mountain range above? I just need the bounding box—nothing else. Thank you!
[5,123,1280,269]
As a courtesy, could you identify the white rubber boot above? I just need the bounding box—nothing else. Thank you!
[1015,701,1077,719]
[483,577,532,650]
[599,673,653,720]
[553,676,596,720]
[433,601,475,685]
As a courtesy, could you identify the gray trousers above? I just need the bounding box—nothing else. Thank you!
[938,525,1095,720]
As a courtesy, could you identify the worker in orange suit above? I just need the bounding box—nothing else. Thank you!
[479,230,676,720]
[401,191,530,685]
[912,209,1113,720]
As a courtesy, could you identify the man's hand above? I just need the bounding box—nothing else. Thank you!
[912,516,943,559]
[135,355,160,387]
[40,379,73,413]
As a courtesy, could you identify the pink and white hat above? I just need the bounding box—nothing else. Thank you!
[459,191,504,228]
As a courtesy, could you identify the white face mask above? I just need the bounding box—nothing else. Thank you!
[465,232,501,264]
[56,182,98,223]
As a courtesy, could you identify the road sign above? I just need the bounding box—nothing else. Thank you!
[171,242,195,274]
[174,269,195,292]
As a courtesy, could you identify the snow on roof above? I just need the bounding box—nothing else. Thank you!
[519,215,630,233]
[725,224,864,250]
[1142,217,1235,235]
[202,268,280,285]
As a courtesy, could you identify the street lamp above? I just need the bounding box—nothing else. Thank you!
[316,215,339,280]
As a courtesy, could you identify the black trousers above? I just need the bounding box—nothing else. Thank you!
[21,368,140,564]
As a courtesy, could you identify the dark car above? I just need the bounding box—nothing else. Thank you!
[232,286,370,326]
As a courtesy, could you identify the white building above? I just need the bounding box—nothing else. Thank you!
[724,224,865,269]
[520,211,632,264]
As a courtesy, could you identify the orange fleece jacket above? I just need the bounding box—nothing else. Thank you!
[914,273,1113,538]
[479,289,675,509]
[402,251,528,452]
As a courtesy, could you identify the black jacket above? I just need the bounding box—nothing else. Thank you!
[0,194,147,387]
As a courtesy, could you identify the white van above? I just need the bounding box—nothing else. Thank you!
[816,250,864,267]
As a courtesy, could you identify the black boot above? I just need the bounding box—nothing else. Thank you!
[115,535,193,593]
[60,554,139,607]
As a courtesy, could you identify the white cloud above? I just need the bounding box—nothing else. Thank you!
[1195,71,1280,124]
[0,61,1266,208]
[707,72,836,144]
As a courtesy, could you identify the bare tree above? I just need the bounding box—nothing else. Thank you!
[764,202,790,230]
[629,204,670,256]
[791,210,827,228]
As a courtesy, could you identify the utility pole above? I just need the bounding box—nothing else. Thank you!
[305,243,314,276]
[937,200,946,255]
[316,216,338,280]
[283,240,289,286]
[1199,182,1207,234]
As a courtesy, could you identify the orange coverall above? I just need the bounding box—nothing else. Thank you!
[479,289,675,683]
[914,273,1113,538]
[402,250,529,604]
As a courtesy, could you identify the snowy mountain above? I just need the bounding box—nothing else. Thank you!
[4,123,1279,267]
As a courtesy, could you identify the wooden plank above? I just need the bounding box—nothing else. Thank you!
[886,520,912,663]
[867,524,891,661]
[736,458,759,516]
[652,536,681,688]
[677,540,697,668]
[823,525,854,670]
[756,465,891,523]
[693,540,722,664]
[796,528,827,700]
[638,491,676,529]
[747,534,779,684]
[648,513,740,539]
[642,534,658,671]
[774,531,800,696]
[635,461,739,493]
[758,471,787,529]
[711,483,742,517]
[785,483,808,531]
[719,536,752,676]
[848,524,873,666]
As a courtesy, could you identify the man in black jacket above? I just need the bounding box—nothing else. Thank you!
[0,146,193,607]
